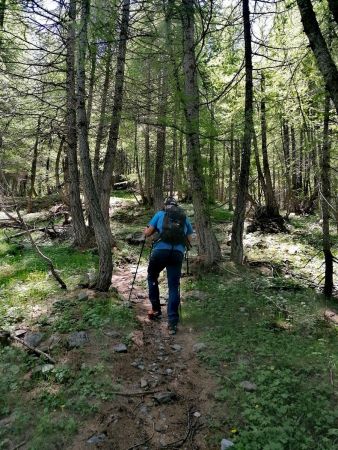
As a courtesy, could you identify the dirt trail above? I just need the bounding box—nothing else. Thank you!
[71,263,218,450]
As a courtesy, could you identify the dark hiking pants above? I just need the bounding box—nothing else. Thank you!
[147,249,184,326]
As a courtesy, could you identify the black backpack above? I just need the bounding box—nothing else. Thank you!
[160,205,187,246]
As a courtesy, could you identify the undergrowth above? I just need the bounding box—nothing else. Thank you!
[182,268,338,450]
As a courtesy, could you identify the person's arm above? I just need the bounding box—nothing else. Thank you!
[185,218,193,247]
[143,225,156,237]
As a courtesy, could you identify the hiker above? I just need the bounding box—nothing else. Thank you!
[143,197,193,335]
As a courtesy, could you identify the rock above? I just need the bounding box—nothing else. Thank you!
[113,343,127,353]
[239,307,246,312]
[193,342,206,353]
[155,422,168,432]
[240,380,257,392]
[153,391,177,405]
[78,291,89,301]
[39,333,62,352]
[0,415,14,429]
[104,330,121,338]
[24,332,44,348]
[184,290,208,301]
[32,365,54,379]
[87,433,107,445]
[67,331,89,349]
[193,411,201,418]
[41,364,54,374]
[140,378,148,388]
[165,368,173,375]
[122,301,132,309]
[171,344,182,352]
[221,438,234,449]
[14,329,27,338]
[78,273,90,288]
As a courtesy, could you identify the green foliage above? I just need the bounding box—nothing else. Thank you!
[182,268,338,449]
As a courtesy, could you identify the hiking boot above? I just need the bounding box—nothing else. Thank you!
[168,323,177,335]
[147,310,162,321]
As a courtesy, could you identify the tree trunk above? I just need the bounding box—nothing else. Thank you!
[144,60,152,205]
[77,0,113,291]
[93,43,112,190]
[296,0,338,114]
[321,92,333,297]
[260,73,279,216]
[27,115,41,213]
[230,0,253,264]
[0,0,5,29]
[100,0,130,224]
[208,107,216,203]
[153,70,168,211]
[181,0,221,265]
[87,44,97,129]
[55,136,64,191]
[327,0,338,26]
[134,119,145,202]
[66,0,88,246]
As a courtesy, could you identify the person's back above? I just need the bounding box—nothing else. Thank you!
[143,198,193,334]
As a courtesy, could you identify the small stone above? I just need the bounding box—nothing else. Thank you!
[165,368,173,375]
[78,273,90,288]
[14,329,27,337]
[155,422,168,432]
[87,433,107,445]
[171,344,182,352]
[153,391,176,405]
[78,291,89,301]
[113,343,127,353]
[140,378,148,388]
[240,380,257,392]
[193,411,201,418]
[41,364,54,374]
[239,307,246,312]
[67,331,89,349]
[104,330,121,338]
[193,342,206,353]
[24,332,44,348]
[221,438,234,449]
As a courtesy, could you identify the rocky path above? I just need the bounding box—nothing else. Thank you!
[71,264,218,450]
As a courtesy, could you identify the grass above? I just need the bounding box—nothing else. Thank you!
[0,231,136,449]
[182,267,338,450]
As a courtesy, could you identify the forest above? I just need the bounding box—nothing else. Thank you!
[0,0,338,449]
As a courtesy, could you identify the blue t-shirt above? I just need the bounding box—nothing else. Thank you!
[149,210,193,254]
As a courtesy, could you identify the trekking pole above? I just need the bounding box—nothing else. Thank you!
[186,249,190,276]
[128,238,146,302]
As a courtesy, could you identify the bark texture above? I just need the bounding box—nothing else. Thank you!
[296,0,338,114]
[100,0,130,224]
[230,0,253,264]
[181,0,221,265]
[77,0,113,291]
[66,0,88,246]
[321,93,333,297]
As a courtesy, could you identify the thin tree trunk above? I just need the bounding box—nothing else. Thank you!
[296,0,338,114]
[66,0,88,246]
[100,0,130,224]
[87,44,97,129]
[144,60,152,205]
[321,92,333,297]
[181,0,221,264]
[153,70,168,211]
[93,43,112,190]
[327,0,338,26]
[230,0,253,264]
[208,107,216,203]
[27,115,41,213]
[134,119,145,202]
[77,0,113,291]
[260,73,279,216]
[55,136,65,191]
